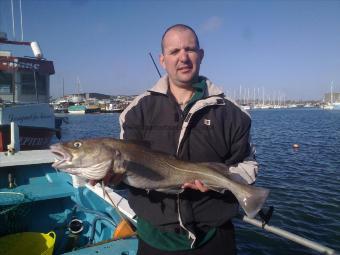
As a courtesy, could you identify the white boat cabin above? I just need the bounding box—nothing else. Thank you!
[0,51,54,104]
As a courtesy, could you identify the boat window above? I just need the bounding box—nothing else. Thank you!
[0,72,13,94]
[21,73,47,95]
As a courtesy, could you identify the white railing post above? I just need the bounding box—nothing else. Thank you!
[7,122,20,153]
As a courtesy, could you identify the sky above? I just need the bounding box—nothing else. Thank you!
[0,0,340,100]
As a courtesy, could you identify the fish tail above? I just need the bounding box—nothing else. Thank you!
[233,184,269,218]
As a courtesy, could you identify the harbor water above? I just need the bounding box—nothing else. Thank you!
[52,108,340,255]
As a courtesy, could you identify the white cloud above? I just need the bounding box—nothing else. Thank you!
[201,16,223,32]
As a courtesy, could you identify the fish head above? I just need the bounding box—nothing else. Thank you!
[50,138,117,180]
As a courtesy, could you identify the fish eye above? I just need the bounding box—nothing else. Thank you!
[73,141,82,148]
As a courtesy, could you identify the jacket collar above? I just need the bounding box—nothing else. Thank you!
[148,74,224,98]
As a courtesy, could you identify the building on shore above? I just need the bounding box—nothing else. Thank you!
[51,93,136,113]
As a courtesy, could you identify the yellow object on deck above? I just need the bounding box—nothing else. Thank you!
[0,231,56,255]
[113,219,136,240]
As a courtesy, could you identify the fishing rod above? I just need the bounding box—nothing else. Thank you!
[148,52,161,78]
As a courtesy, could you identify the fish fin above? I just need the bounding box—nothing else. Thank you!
[233,183,270,218]
[202,162,270,217]
[122,139,179,159]
[113,151,127,174]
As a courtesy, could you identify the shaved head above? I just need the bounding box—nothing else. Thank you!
[161,24,200,53]
[159,24,204,88]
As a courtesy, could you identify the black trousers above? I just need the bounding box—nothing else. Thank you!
[137,221,237,255]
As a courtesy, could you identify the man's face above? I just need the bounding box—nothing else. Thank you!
[160,29,204,88]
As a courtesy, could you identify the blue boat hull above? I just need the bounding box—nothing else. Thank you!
[0,160,138,254]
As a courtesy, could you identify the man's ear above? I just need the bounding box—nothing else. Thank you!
[198,49,204,64]
[159,54,166,69]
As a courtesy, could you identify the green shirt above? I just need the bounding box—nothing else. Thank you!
[137,217,216,251]
[183,79,206,116]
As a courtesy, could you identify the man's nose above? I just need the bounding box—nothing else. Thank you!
[179,50,189,62]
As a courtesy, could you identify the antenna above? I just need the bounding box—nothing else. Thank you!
[149,52,161,78]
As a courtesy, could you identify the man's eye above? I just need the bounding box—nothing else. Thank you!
[187,48,197,53]
[169,50,179,55]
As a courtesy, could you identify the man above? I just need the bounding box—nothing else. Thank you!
[119,24,258,255]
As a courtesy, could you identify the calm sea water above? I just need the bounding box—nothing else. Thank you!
[52,109,340,255]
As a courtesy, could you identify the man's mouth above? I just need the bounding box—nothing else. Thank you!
[178,66,192,73]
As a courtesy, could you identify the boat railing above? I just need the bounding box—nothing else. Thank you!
[239,215,338,255]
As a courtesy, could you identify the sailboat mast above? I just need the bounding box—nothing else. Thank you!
[262,87,265,106]
[77,77,80,97]
[253,88,255,107]
[330,81,333,105]
[62,78,65,97]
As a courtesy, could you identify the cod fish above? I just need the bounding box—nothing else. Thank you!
[50,137,269,218]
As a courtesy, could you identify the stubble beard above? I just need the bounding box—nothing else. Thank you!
[169,69,200,89]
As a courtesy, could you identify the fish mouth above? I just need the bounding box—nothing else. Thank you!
[50,144,72,169]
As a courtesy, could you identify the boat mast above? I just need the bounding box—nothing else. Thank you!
[11,0,15,39]
[19,0,23,41]
[239,85,242,104]
[77,76,80,98]
[330,81,333,105]
[262,86,265,106]
[253,88,255,107]
[62,77,65,97]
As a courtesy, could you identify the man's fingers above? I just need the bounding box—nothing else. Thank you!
[194,180,209,192]
[182,180,209,192]
[182,182,199,190]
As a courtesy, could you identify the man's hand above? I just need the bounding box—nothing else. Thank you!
[182,180,209,192]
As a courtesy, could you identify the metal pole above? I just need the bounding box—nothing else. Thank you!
[12,69,15,103]
[240,216,338,255]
